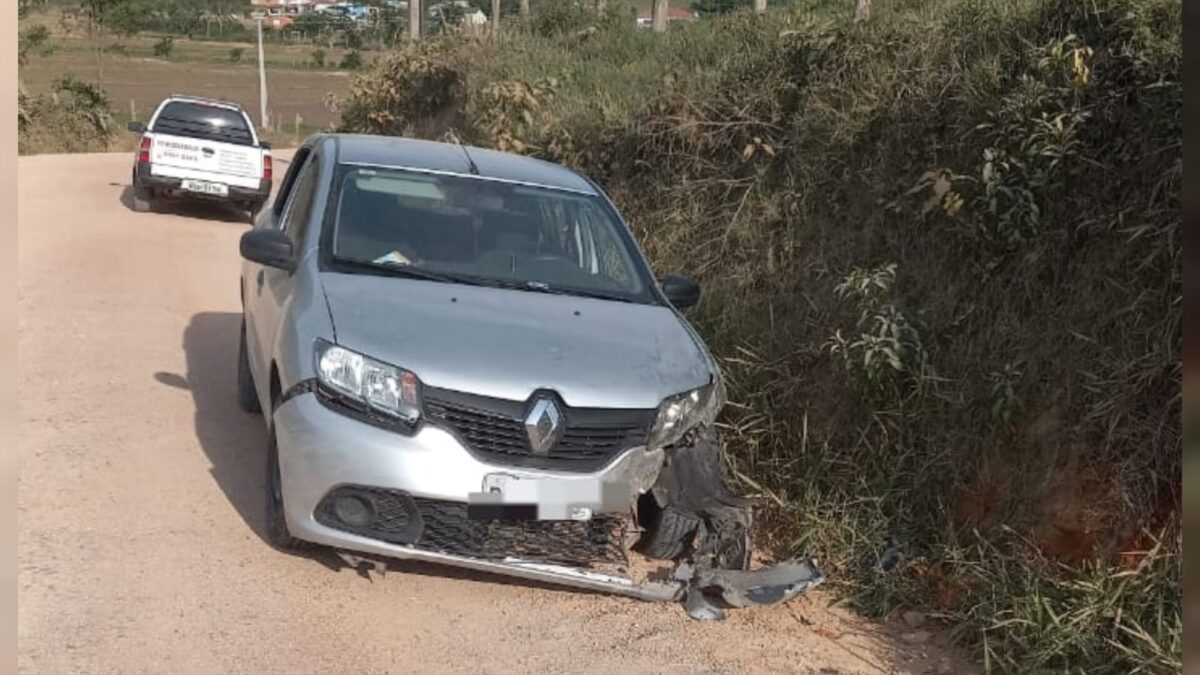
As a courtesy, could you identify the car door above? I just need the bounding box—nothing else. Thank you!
[243,146,318,403]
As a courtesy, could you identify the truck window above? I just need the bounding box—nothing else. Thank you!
[151,102,256,146]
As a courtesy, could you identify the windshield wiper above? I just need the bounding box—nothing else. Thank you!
[333,257,469,285]
[472,277,637,303]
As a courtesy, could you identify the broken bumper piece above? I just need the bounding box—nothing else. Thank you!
[678,558,825,621]
[334,546,686,603]
[333,547,823,619]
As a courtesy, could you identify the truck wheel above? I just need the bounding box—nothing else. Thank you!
[636,505,700,560]
[131,186,155,213]
[265,428,311,551]
[237,319,261,413]
[247,201,264,225]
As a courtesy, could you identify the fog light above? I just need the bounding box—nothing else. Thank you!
[334,495,374,527]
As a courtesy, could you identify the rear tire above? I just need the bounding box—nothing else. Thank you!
[131,185,155,213]
[247,200,265,225]
[237,319,261,414]
[265,428,311,551]
[637,505,701,560]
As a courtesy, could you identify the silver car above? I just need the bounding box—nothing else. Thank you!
[237,134,821,615]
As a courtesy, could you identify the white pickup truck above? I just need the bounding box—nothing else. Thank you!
[128,95,273,222]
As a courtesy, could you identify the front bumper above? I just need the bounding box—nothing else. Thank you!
[273,393,665,557]
[135,161,270,203]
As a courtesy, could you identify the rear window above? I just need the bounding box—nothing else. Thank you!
[151,101,255,146]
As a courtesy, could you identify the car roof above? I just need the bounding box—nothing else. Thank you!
[328,133,598,195]
[164,94,245,112]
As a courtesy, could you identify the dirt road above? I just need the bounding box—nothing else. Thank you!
[17,152,970,674]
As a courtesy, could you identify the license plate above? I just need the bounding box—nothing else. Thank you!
[468,474,604,521]
[180,179,228,197]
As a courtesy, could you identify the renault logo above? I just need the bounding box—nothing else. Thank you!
[524,397,564,455]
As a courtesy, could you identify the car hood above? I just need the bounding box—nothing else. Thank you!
[318,272,714,409]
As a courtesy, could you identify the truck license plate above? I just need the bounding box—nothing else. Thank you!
[181,179,229,197]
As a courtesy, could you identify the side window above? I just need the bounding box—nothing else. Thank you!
[280,156,320,248]
[270,148,311,220]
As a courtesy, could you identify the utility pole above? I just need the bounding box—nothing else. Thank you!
[519,0,530,18]
[753,0,767,12]
[256,17,268,131]
[652,0,667,33]
[409,0,420,40]
[491,0,501,34]
[854,0,871,22]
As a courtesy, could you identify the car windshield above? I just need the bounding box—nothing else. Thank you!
[328,165,655,303]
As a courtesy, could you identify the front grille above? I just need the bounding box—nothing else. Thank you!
[316,486,628,567]
[423,387,654,472]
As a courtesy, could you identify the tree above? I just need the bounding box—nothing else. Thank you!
[492,0,501,33]
[18,24,53,68]
[753,0,766,11]
[18,23,55,97]
[519,0,529,17]
[409,0,420,39]
[652,0,668,32]
[75,0,129,87]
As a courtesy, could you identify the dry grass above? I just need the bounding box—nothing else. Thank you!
[332,1,1181,670]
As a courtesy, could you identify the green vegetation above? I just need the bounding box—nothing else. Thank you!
[338,0,1181,671]
[19,75,115,154]
[151,35,174,58]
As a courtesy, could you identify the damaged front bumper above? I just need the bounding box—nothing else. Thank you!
[277,394,823,616]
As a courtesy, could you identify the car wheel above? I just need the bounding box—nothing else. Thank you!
[636,505,701,560]
[265,428,311,551]
[131,185,155,213]
[237,319,261,413]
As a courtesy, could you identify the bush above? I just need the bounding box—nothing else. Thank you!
[311,48,326,68]
[339,49,363,70]
[19,76,115,154]
[338,0,1181,670]
[152,36,174,59]
[228,47,244,63]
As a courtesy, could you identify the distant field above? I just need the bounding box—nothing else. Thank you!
[22,39,354,130]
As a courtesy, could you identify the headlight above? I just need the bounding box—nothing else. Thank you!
[314,339,421,423]
[647,378,724,449]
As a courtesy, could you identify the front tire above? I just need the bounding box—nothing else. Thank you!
[265,429,310,551]
[636,505,700,560]
[237,319,261,413]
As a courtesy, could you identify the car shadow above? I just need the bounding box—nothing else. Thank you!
[163,311,611,597]
[117,184,249,224]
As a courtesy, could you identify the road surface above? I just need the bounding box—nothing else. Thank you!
[17,152,971,674]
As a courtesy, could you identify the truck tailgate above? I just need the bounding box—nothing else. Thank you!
[150,133,262,188]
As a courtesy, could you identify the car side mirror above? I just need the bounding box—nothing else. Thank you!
[240,228,295,273]
[259,141,272,150]
[127,121,145,133]
[661,274,701,309]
